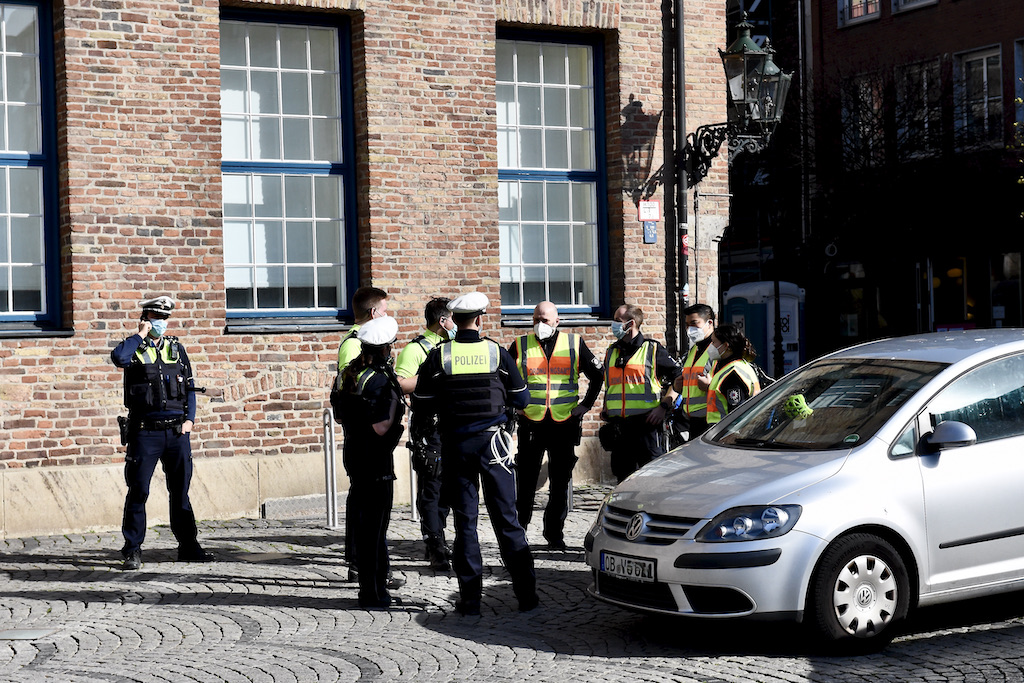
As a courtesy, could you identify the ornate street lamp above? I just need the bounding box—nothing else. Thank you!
[684,16,792,186]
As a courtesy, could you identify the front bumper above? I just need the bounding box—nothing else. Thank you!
[585,527,825,619]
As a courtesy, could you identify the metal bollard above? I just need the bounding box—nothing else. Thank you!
[323,409,340,529]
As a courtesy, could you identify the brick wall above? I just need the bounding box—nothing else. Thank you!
[0,0,727,533]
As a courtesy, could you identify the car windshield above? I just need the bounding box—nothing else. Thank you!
[712,358,947,450]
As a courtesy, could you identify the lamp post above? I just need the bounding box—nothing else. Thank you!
[675,14,792,366]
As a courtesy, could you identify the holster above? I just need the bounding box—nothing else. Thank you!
[117,415,131,446]
[409,440,442,479]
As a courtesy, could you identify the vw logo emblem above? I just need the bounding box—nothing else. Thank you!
[625,513,647,541]
[856,585,874,607]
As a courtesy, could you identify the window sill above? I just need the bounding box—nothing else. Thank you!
[0,325,74,339]
[501,315,614,329]
[225,317,350,335]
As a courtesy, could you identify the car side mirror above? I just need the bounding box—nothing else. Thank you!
[924,420,978,452]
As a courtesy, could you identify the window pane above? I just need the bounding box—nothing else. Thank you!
[255,266,284,307]
[11,264,40,311]
[519,86,541,125]
[9,167,40,213]
[522,224,544,263]
[224,221,252,263]
[280,26,308,69]
[0,219,7,260]
[283,118,311,160]
[520,129,542,167]
[284,176,312,217]
[316,221,341,261]
[572,183,595,222]
[249,25,278,68]
[317,265,341,308]
[497,128,516,167]
[524,266,545,305]
[496,84,514,125]
[253,175,282,217]
[314,175,342,219]
[220,21,247,66]
[311,73,339,116]
[567,46,590,86]
[286,222,314,262]
[498,182,518,221]
[570,130,594,169]
[6,55,37,102]
[312,119,340,161]
[281,72,309,115]
[0,266,7,311]
[569,88,592,127]
[545,129,568,168]
[930,355,1024,443]
[308,28,336,71]
[223,175,250,217]
[5,6,37,54]
[10,216,41,262]
[546,183,570,221]
[250,70,279,114]
[573,222,598,262]
[544,87,567,126]
[575,265,599,306]
[549,265,571,303]
[543,44,565,84]
[252,116,280,159]
[221,69,248,114]
[222,117,248,158]
[254,221,283,263]
[517,43,541,82]
[501,266,522,306]
[547,224,570,263]
[7,105,39,153]
[520,182,543,221]
[496,41,514,81]
[288,266,314,307]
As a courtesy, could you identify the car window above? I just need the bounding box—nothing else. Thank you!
[928,353,1024,444]
[890,422,917,457]
[713,358,945,450]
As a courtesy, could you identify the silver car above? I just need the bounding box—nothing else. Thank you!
[585,330,1024,648]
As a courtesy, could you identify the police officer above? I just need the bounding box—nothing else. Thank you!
[510,301,603,550]
[413,292,537,615]
[394,297,457,570]
[601,304,682,482]
[336,285,388,582]
[672,303,717,440]
[111,296,210,571]
[335,316,406,609]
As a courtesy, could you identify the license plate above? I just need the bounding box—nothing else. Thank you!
[600,551,656,583]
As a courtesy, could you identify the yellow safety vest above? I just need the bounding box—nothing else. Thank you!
[515,332,580,422]
[706,358,761,424]
[604,341,662,418]
[679,342,712,417]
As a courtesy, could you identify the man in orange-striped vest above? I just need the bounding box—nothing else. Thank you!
[510,301,604,550]
[672,303,717,440]
[601,304,682,482]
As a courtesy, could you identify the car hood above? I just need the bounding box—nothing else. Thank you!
[606,438,852,518]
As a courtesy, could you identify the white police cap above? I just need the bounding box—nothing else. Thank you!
[141,295,175,317]
[357,316,398,347]
[447,292,488,315]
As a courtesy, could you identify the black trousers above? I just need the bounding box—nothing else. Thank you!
[608,415,665,483]
[351,477,394,607]
[443,430,536,609]
[121,427,199,555]
[413,441,450,551]
[515,417,579,544]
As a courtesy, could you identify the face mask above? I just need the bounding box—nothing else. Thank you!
[446,326,457,340]
[706,342,722,361]
[686,326,705,345]
[611,321,629,340]
[534,322,554,340]
[149,319,168,338]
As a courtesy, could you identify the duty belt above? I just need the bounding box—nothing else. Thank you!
[139,418,184,431]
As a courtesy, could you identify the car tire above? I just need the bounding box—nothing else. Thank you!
[810,533,910,649]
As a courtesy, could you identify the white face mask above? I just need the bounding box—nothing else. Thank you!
[534,321,555,340]
[706,342,722,362]
[686,326,704,345]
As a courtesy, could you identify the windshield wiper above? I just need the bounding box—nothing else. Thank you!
[728,437,817,450]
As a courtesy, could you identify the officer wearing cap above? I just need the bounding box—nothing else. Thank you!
[111,296,211,570]
[334,316,406,609]
[413,292,537,615]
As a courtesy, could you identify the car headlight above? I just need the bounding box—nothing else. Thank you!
[698,505,802,542]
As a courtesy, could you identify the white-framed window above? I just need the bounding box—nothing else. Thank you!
[896,59,942,157]
[497,35,605,313]
[955,47,1003,148]
[220,16,352,316]
[0,2,56,324]
[838,0,880,27]
[891,0,937,14]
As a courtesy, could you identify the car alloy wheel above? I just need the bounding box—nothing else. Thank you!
[812,533,910,648]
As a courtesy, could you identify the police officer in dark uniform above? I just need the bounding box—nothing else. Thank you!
[111,296,211,571]
[334,316,406,609]
[413,292,537,615]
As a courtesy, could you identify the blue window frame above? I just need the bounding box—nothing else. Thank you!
[0,0,59,327]
[497,30,608,315]
[220,11,356,320]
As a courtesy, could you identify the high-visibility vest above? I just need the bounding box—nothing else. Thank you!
[515,332,580,422]
[438,340,505,422]
[124,337,189,416]
[679,341,712,417]
[706,358,761,424]
[604,341,662,417]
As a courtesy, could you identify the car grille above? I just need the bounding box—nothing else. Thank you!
[595,573,678,611]
[603,504,700,545]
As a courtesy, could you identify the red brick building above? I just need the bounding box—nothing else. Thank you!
[0,0,728,537]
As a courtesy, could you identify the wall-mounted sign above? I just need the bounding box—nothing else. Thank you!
[638,200,661,222]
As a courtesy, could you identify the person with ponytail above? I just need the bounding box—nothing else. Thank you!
[701,323,761,427]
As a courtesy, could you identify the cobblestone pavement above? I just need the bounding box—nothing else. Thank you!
[2,486,1024,682]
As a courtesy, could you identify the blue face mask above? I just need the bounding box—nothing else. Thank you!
[611,321,627,340]
[445,324,456,340]
[149,319,168,338]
